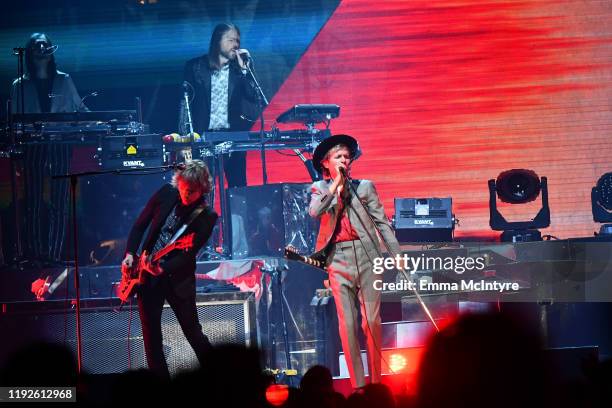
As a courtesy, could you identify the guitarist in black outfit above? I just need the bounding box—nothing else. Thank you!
[121,160,218,378]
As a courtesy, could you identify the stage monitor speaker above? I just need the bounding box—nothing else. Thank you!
[99,133,162,169]
[0,292,256,376]
[338,347,424,377]
[394,197,454,242]
[228,183,319,259]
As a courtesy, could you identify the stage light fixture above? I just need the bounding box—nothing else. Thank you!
[388,353,408,373]
[495,169,541,204]
[591,172,612,235]
[488,169,550,242]
[265,384,289,407]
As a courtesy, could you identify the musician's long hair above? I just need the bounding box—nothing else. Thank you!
[208,23,240,70]
[25,33,58,80]
[172,160,213,194]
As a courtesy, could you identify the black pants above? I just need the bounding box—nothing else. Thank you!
[138,275,212,378]
[222,151,247,188]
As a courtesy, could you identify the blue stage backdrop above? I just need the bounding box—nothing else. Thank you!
[0,0,339,132]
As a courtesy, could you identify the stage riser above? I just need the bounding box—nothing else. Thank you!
[336,346,598,393]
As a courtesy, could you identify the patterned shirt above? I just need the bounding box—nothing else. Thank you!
[152,205,181,255]
[152,198,204,256]
[208,64,230,130]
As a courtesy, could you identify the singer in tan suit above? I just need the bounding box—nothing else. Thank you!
[309,134,401,389]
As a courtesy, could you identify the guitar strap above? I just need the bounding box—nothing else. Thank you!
[168,204,206,244]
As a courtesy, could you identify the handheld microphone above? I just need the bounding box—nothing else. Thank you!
[236,49,251,71]
[237,49,250,62]
[337,167,351,198]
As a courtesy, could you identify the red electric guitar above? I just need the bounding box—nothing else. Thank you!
[117,233,195,302]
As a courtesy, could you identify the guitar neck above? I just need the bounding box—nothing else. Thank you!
[304,256,324,269]
[286,250,325,269]
[151,238,189,263]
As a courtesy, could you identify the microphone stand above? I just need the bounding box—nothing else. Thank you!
[260,262,303,387]
[9,47,27,260]
[52,163,182,373]
[243,59,269,184]
[182,82,195,140]
[342,171,440,332]
[212,57,268,257]
[181,82,222,259]
[78,91,98,112]
[12,47,26,132]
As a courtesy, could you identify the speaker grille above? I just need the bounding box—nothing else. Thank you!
[0,293,255,376]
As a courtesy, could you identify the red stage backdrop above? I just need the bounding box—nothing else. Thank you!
[247,0,612,240]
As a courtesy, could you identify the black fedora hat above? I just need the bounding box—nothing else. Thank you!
[312,134,360,174]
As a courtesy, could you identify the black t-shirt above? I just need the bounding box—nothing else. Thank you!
[33,77,53,113]
[151,197,204,255]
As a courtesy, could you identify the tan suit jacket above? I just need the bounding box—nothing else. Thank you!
[309,179,401,264]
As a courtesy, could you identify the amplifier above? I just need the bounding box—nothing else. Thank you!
[99,133,162,169]
[394,197,454,242]
[0,292,256,376]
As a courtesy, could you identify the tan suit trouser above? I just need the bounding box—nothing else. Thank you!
[328,239,381,388]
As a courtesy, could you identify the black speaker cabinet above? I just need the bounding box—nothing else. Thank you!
[0,292,256,376]
[394,197,454,242]
[100,133,162,169]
